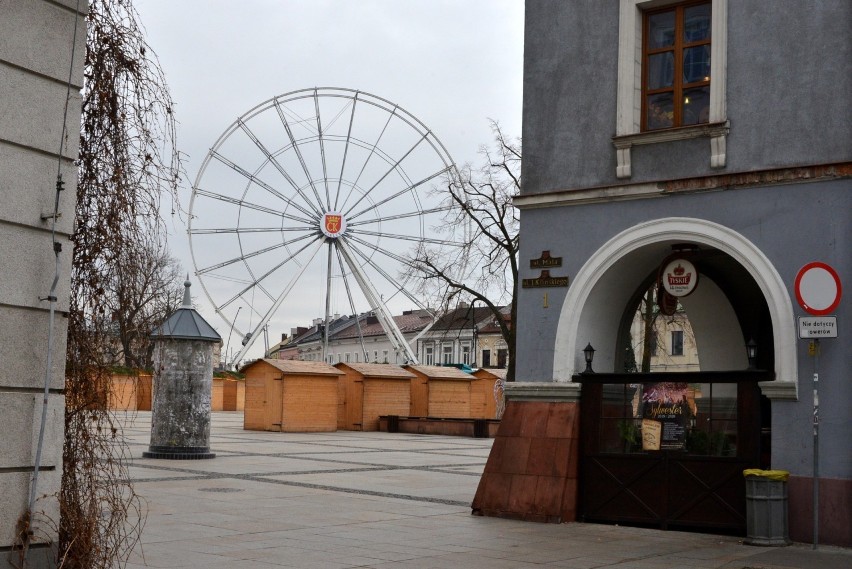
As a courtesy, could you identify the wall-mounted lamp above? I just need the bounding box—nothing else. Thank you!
[746,338,757,370]
[583,343,596,374]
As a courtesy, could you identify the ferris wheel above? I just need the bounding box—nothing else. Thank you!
[188,87,463,366]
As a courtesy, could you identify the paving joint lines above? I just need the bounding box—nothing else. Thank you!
[130,461,476,506]
[131,458,484,479]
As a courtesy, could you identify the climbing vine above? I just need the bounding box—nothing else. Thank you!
[59,0,183,566]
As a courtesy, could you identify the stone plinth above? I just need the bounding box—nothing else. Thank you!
[471,382,581,522]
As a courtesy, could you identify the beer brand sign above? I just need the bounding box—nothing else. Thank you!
[661,258,698,297]
[321,212,346,239]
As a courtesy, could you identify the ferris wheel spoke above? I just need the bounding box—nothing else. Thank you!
[190,226,312,235]
[334,93,359,210]
[274,100,326,210]
[218,236,323,311]
[345,239,435,313]
[337,106,396,213]
[334,245,369,361]
[343,132,429,218]
[210,149,319,220]
[349,229,463,248]
[347,204,453,228]
[345,234,418,270]
[196,233,315,275]
[194,186,313,228]
[336,239,417,363]
[347,166,451,222]
[235,121,323,218]
[314,90,331,211]
[231,238,326,366]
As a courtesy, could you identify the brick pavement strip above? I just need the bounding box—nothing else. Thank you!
[119,412,850,569]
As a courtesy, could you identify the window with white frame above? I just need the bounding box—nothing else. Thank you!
[382,350,388,363]
[614,0,728,177]
[442,343,453,364]
[424,345,434,365]
[461,342,471,366]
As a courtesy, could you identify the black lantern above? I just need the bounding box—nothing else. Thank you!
[746,338,757,370]
[583,343,596,374]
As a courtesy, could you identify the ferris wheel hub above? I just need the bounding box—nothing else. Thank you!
[320,211,347,239]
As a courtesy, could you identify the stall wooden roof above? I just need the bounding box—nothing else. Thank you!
[404,365,473,380]
[472,368,507,380]
[335,362,415,379]
[242,359,344,376]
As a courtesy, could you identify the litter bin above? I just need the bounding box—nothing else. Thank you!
[743,469,791,546]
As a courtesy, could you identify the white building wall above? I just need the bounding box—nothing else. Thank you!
[0,0,85,560]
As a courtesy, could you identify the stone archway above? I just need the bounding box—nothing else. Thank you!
[554,217,797,399]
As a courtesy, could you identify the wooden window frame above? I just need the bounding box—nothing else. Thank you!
[614,0,728,178]
[641,1,711,131]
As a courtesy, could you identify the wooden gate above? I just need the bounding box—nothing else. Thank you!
[578,372,768,534]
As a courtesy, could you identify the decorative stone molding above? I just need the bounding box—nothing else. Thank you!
[612,122,730,178]
[514,162,852,210]
[553,218,799,401]
[758,380,798,401]
[504,381,582,403]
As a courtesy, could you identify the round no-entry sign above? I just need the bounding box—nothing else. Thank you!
[794,262,842,315]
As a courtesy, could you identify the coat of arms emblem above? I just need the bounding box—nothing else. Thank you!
[321,212,346,238]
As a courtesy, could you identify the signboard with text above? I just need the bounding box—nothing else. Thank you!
[641,382,690,451]
[798,316,838,339]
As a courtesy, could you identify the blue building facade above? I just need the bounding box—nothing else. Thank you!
[473,0,850,546]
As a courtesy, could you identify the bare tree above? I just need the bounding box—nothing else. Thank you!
[407,121,520,381]
[105,238,184,369]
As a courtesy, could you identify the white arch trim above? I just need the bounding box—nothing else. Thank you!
[554,217,798,400]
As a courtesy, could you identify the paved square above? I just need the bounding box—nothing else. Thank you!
[122,412,849,568]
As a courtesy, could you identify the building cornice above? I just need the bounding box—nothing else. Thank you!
[513,162,852,210]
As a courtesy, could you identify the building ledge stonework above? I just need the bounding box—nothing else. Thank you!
[513,162,852,210]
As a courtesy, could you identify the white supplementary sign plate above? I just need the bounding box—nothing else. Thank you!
[798,316,838,339]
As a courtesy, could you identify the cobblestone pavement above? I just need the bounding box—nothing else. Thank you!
[122,412,850,568]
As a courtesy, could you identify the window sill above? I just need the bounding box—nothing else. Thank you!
[612,121,730,178]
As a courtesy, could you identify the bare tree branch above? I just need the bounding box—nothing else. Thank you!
[405,120,520,380]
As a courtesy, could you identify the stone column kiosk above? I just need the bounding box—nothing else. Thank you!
[143,279,221,459]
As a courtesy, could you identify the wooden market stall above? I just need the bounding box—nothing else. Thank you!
[470,368,506,419]
[211,376,225,411]
[404,365,474,418]
[335,363,414,431]
[108,372,152,411]
[241,359,343,432]
[222,378,245,411]
[211,375,245,411]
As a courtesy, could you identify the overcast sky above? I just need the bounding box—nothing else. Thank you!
[133,0,525,362]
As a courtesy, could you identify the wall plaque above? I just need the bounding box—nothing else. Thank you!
[530,250,562,269]
[522,269,569,289]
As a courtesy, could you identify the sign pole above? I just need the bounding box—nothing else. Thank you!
[812,339,820,550]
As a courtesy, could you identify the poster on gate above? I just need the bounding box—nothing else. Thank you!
[641,382,690,451]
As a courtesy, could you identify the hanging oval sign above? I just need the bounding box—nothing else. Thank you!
[657,283,679,316]
[662,258,699,297]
